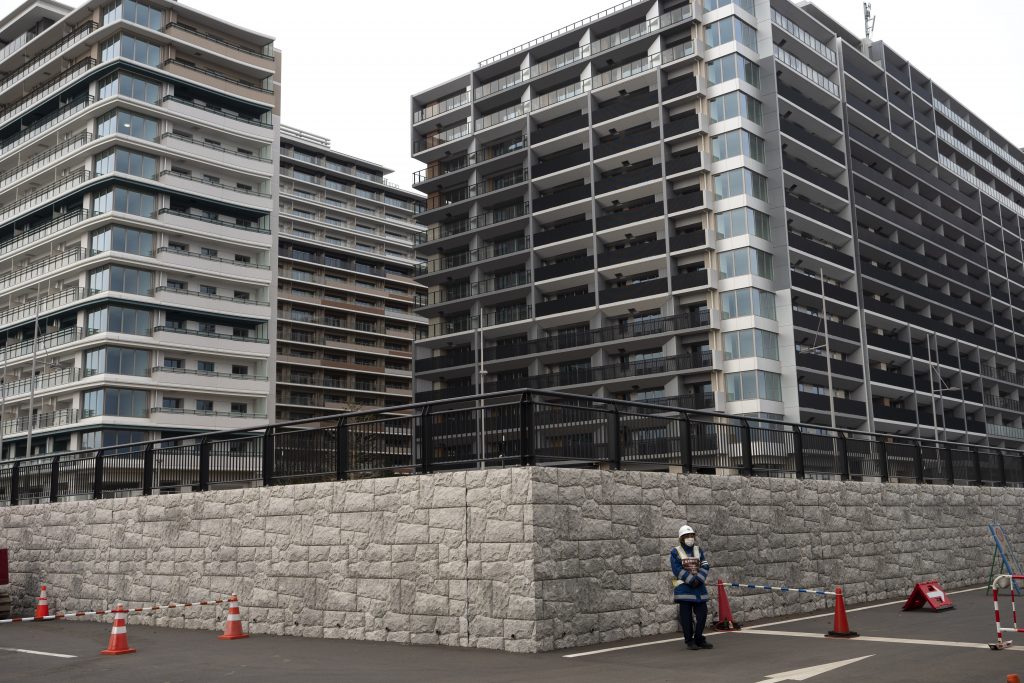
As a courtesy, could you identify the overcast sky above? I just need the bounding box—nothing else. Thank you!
[8,0,1023,191]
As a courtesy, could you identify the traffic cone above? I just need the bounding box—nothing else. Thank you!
[34,584,49,619]
[1008,675,1020,683]
[713,579,741,630]
[100,604,136,655]
[218,594,249,640]
[826,586,859,638]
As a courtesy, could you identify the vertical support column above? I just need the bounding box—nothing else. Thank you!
[972,445,984,486]
[943,444,955,486]
[336,417,348,480]
[740,418,753,476]
[609,407,622,470]
[92,449,104,500]
[519,391,533,467]
[49,454,60,502]
[10,460,19,506]
[877,439,890,483]
[420,405,432,475]
[998,451,1008,487]
[837,432,850,481]
[142,443,153,496]
[792,425,805,480]
[680,413,692,473]
[913,440,925,484]
[262,426,274,486]
[198,437,210,492]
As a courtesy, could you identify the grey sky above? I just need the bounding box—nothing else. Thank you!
[7,0,1023,191]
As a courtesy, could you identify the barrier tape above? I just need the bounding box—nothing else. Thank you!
[727,582,836,597]
[0,598,228,625]
[991,573,1024,649]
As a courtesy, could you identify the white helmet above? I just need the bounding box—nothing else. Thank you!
[678,524,695,538]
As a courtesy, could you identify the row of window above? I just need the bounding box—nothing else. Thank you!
[102,0,162,30]
[721,287,777,320]
[713,167,768,202]
[704,0,755,14]
[707,53,759,88]
[723,328,780,361]
[705,16,757,51]
[719,247,773,279]
[715,207,771,241]
[725,370,783,402]
[710,90,763,125]
[711,129,765,164]
[100,33,161,67]
[83,387,250,417]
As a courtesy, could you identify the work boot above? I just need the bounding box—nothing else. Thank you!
[686,642,700,651]
[698,641,714,649]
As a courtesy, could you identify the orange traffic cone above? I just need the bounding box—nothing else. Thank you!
[713,579,741,630]
[34,584,49,619]
[218,594,248,640]
[100,604,136,655]
[1007,675,1020,683]
[826,586,859,638]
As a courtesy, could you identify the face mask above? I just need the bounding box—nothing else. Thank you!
[684,538,695,547]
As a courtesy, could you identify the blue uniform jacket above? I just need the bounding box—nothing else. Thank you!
[670,545,710,603]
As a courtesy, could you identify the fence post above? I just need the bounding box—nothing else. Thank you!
[9,460,19,506]
[836,432,849,481]
[943,444,955,486]
[877,439,889,483]
[680,413,692,473]
[92,449,104,499]
[142,443,153,496]
[739,418,753,476]
[519,391,533,467]
[792,425,804,479]
[198,436,210,491]
[420,405,432,475]
[913,440,925,484]
[336,416,348,480]
[49,454,60,502]
[609,407,622,470]
[972,445,984,486]
[262,426,274,486]
[998,451,1008,487]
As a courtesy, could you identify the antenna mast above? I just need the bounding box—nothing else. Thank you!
[863,2,876,40]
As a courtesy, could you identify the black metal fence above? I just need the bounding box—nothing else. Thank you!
[2,389,1023,506]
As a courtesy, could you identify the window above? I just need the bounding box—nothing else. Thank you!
[96,109,158,140]
[231,365,248,376]
[87,305,151,335]
[719,247,774,279]
[232,327,249,339]
[163,357,183,369]
[88,265,152,295]
[162,397,182,410]
[233,291,249,300]
[200,247,218,258]
[90,225,154,256]
[721,287,776,320]
[725,370,782,402]
[168,242,188,252]
[234,254,251,264]
[705,0,755,13]
[199,323,216,334]
[715,207,771,240]
[166,279,186,290]
[709,90,763,125]
[707,53,759,87]
[197,361,215,373]
[196,399,213,412]
[84,347,150,376]
[723,329,780,360]
[95,147,158,178]
[711,129,765,163]
[82,388,148,417]
[91,185,157,217]
[230,403,248,414]
[80,429,147,450]
[100,34,161,66]
[713,168,768,201]
[97,71,161,103]
[705,16,757,50]
[102,0,162,29]
[199,285,217,296]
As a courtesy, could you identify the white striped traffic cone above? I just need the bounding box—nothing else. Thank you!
[33,584,49,619]
[218,594,248,640]
[100,604,136,655]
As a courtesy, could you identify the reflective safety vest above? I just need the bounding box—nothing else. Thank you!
[672,545,702,588]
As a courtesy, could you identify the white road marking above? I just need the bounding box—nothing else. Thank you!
[755,655,873,682]
[0,647,77,659]
[743,629,1023,651]
[562,585,988,658]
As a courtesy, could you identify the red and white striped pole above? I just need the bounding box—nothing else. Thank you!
[995,587,1006,650]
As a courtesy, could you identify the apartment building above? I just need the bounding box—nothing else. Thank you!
[410,0,1024,448]
[0,0,278,458]
[275,126,426,421]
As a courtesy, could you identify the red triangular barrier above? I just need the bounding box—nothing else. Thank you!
[902,581,954,611]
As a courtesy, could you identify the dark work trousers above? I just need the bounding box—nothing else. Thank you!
[677,601,708,644]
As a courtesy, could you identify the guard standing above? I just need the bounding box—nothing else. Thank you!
[670,524,713,650]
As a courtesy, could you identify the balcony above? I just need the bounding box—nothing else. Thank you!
[534,218,592,247]
[667,191,708,215]
[533,183,591,212]
[664,111,700,140]
[787,233,853,270]
[162,59,274,103]
[798,392,865,415]
[662,73,698,101]
[776,82,843,131]
[0,57,97,128]
[151,367,268,392]
[593,89,658,125]
[416,237,531,277]
[0,132,95,190]
[162,22,274,66]
[873,404,918,423]
[2,409,81,437]
[161,133,271,173]
[596,201,664,231]
[1,327,86,364]
[413,123,471,154]
[161,96,272,134]
[490,351,713,390]
[532,147,590,178]
[414,90,470,123]
[597,240,665,268]
[870,367,915,390]
[669,230,707,252]
[425,167,527,212]
[152,326,269,346]
[782,154,847,198]
[779,118,844,165]
[414,136,525,185]
[665,150,702,176]
[794,352,863,379]
[415,350,476,373]
[0,287,91,328]
[0,169,95,224]
[595,164,662,196]
[535,291,595,317]
[154,287,270,317]
[428,202,530,241]
[791,310,860,342]
[533,111,588,144]
[785,194,850,234]
[423,271,531,305]
[158,170,272,209]
[535,255,592,281]
[1,94,94,157]
[790,272,858,307]
[593,127,660,159]
[673,269,709,290]
[416,385,476,402]
[600,277,669,304]
[484,304,532,327]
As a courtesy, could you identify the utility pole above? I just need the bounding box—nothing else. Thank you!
[819,269,837,429]
[24,281,43,459]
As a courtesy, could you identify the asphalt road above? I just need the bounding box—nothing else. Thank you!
[1,586,1022,682]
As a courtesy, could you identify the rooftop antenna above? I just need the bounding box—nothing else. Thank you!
[863,2,876,41]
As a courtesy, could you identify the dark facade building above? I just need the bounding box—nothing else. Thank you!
[410,0,1024,448]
